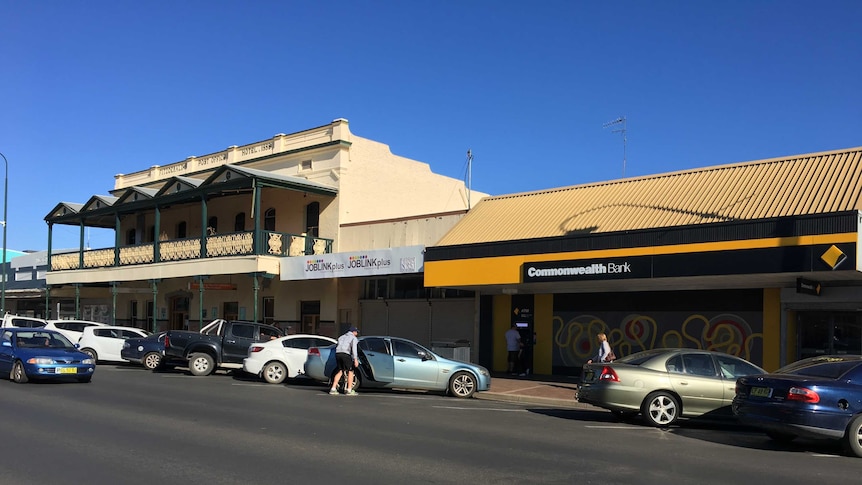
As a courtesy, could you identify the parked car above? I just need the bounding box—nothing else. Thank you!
[577,348,765,427]
[733,355,862,457]
[77,326,150,362]
[122,332,171,370]
[0,328,95,383]
[164,319,283,376]
[243,334,336,384]
[0,314,47,328]
[44,319,109,343]
[304,335,491,398]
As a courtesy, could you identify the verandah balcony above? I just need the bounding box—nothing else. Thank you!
[50,230,333,271]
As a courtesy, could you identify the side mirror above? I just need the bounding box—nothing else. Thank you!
[418,351,430,361]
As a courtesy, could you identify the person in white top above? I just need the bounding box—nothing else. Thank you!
[505,323,523,375]
[330,326,360,395]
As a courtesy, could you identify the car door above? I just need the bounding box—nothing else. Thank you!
[666,352,725,416]
[282,337,334,376]
[0,330,15,373]
[358,337,394,384]
[221,323,257,364]
[391,338,441,390]
[91,328,126,361]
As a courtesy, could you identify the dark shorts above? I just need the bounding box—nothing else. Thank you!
[508,350,520,363]
[336,352,354,372]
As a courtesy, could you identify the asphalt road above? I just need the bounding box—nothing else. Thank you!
[1,364,860,485]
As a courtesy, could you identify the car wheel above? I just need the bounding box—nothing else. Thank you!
[81,348,98,361]
[449,371,477,398]
[844,414,862,458]
[263,361,287,384]
[188,353,215,376]
[77,375,92,383]
[641,391,679,427]
[11,361,28,383]
[142,352,162,371]
[766,430,797,444]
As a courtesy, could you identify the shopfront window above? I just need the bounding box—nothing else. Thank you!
[798,312,862,360]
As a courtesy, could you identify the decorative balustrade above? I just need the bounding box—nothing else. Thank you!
[49,231,333,271]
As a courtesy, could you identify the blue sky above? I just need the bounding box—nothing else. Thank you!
[2,1,860,252]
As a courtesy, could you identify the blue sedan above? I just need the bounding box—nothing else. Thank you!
[0,328,96,383]
[733,355,862,457]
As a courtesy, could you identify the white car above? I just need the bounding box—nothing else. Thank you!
[44,320,109,343]
[0,315,47,328]
[77,326,150,362]
[243,334,336,384]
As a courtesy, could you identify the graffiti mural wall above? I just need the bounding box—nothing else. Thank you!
[551,289,764,372]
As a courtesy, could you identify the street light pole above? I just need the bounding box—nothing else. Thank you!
[0,151,7,316]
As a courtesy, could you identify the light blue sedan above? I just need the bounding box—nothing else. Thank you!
[0,328,96,383]
[305,336,490,398]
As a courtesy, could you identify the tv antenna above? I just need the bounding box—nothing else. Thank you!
[466,149,473,210]
[603,116,627,177]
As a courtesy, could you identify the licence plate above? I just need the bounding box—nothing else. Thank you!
[57,367,77,374]
[750,386,772,398]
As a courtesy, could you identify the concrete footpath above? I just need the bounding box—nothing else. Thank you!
[475,373,595,409]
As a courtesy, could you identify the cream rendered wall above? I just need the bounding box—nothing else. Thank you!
[337,136,487,226]
[338,213,470,251]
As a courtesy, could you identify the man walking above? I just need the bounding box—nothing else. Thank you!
[330,326,360,395]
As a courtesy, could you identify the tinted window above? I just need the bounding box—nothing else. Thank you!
[359,338,390,355]
[231,324,255,339]
[666,355,684,374]
[617,349,668,365]
[284,338,311,349]
[94,329,121,338]
[784,361,862,379]
[682,353,717,377]
[392,339,425,359]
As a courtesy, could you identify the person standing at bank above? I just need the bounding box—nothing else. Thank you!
[587,332,612,364]
[505,323,523,375]
[330,326,360,395]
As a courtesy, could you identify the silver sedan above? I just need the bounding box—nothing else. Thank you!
[577,348,764,427]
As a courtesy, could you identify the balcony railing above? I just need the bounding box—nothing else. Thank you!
[50,231,333,271]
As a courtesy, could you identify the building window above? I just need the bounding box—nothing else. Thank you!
[207,216,218,235]
[363,278,388,299]
[177,221,187,239]
[235,212,245,232]
[264,208,276,231]
[126,229,136,245]
[305,202,320,237]
[301,160,312,171]
[148,225,155,243]
[392,275,425,299]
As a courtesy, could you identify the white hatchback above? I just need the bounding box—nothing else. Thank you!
[243,334,336,384]
[77,326,150,362]
[44,320,109,343]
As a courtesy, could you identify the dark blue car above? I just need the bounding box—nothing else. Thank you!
[0,328,96,383]
[733,355,862,457]
[121,332,167,370]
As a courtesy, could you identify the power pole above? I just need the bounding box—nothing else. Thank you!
[466,149,473,210]
[603,116,627,177]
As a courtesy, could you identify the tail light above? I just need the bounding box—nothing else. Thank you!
[164,334,171,350]
[249,346,264,353]
[787,386,819,403]
[308,347,320,356]
[598,366,620,382]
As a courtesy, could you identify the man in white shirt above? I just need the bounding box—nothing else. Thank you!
[505,323,523,375]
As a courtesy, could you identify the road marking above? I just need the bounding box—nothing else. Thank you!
[584,425,654,429]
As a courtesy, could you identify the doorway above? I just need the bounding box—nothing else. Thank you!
[169,296,189,331]
[301,300,320,335]
[798,312,862,360]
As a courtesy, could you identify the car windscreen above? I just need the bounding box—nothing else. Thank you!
[15,331,75,349]
[615,348,667,365]
[778,360,861,379]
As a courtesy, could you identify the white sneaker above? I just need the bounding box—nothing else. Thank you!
[329,388,339,395]
[346,389,359,396]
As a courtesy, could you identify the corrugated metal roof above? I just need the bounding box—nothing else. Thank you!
[435,147,862,246]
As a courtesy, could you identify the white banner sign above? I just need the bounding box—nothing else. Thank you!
[280,245,425,280]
